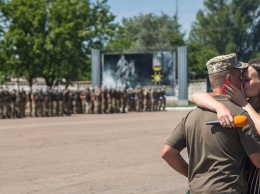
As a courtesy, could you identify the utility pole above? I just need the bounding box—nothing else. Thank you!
[176,0,178,17]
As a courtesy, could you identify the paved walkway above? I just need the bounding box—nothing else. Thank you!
[0,110,192,194]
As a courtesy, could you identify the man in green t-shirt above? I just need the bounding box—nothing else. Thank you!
[161,53,260,193]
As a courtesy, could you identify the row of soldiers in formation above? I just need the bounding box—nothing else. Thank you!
[0,85,167,119]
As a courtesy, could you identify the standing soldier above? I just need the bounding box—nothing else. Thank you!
[38,88,44,117]
[81,87,91,114]
[52,88,60,116]
[27,88,33,117]
[102,86,109,113]
[161,86,166,111]
[17,89,23,118]
[157,87,166,111]
[43,87,51,117]
[75,90,83,114]
[127,88,135,112]
[121,88,128,113]
[80,89,87,113]
[94,86,102,114]
[152,87,158,111]
[134,86,139,112]
[49,88,54,116]
[59,89,65,116]
[135,86,143,112]
[86,87,91,114]
[114,87,120,113]
[107,87,113,113]
[32,89,38,117]
[63,88,71,116]
[146,87,152,112]
[110,87,117,113]
[89,88,95,114]
[0,87,4,118]
[33,88,42,117]
[4,89,12,118]
[150,87,154,111]
[70,90,76,114]
[21,89,27,117]
[10,89,17,118]
[143,88,148,111]
[157,87,162,111]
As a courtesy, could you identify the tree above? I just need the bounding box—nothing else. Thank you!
[187,41,218,79]
[0,0,48,86]
[189,0,260,62]
[106,13,185,50]
[45,0,117,87]
[0,0,118,87]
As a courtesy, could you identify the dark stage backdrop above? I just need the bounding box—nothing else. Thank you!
[102,52,175,95]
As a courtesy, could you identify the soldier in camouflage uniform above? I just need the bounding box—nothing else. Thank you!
[10,89,17,118]
[59,89,65,116]
[116,87,121,113]
[43,88,51,117]
[152,87,158,111]
[107,87,113,113]
[157,87,162,111]
[63,88,71,116]
[4,89,12,118]
[38,89,44,117]
[146,88,152,111]
[75,90,83,114]
[70,90,76,114]
[143,88,148,111]
[94,86,102,114]
[127,88,135,112]
[52,88,60,116]
[50,88,54,116]
[89,88,95,114]
[135,86,143,112]
[21,89,27,117]
[27,89,33,117]
[33,89,42,117]
[110,87,117,113]
[81,87,91,114]
[102,86,109,114]
[121,88,128,113]
[0,87,4,118]
[157,86,166,111]
[31,89,37,117]
[161,86,166,111]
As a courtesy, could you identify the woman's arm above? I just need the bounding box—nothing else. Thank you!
[191,92,234,128]
[243,103,260,135]
[225,84,260,135]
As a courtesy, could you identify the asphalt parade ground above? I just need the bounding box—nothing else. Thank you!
[0,109,193,194]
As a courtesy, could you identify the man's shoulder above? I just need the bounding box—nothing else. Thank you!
[213,95,246,115]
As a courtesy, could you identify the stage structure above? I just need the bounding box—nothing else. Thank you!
[91,47,188,102]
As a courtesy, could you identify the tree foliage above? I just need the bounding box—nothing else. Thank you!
[106,13,185,50]
[186,0,260,79]
[189,0,260,61]
[0,0,117,87]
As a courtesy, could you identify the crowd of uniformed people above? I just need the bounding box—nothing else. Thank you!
[0,85,167,119]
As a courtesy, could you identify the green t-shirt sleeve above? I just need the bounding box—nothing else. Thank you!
[165,117,186,151]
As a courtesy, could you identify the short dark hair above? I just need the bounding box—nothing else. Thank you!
[209,67,238,89]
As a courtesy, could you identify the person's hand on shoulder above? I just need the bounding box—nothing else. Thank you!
[215,102,235,128]
[225,84,248,107]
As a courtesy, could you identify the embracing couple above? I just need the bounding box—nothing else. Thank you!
[162,53,260,194]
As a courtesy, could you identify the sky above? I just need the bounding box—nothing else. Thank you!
[106,0,205,37]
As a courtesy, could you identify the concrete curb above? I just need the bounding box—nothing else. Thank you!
[166,106,196,111]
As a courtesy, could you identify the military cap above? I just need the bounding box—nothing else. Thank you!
[206,53,248,75]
